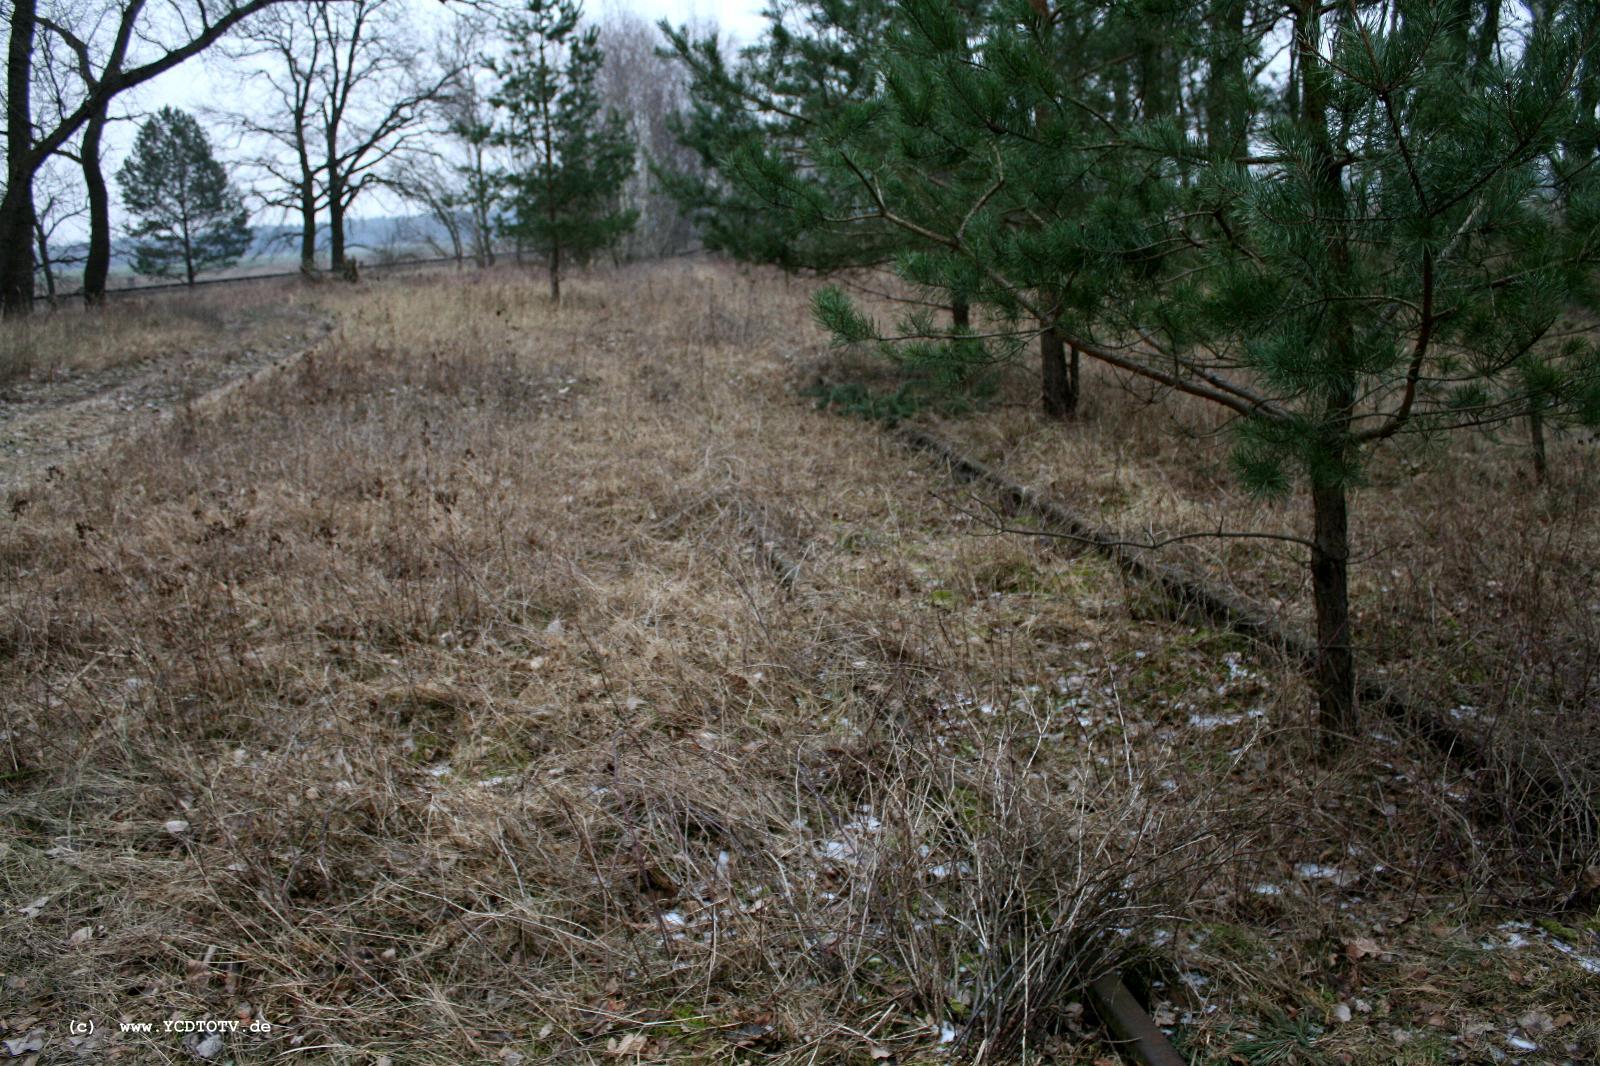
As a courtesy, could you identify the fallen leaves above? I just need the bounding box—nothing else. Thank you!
[15,897,49,920]
[2,1031,45,1057]
[605,1032,648,1057]
[1342,936,1384,961]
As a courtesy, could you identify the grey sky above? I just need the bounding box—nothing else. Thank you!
[145,0,766,110]
[70,0,765,242]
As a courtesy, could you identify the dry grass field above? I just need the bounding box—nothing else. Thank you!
[2,262,1598,1064]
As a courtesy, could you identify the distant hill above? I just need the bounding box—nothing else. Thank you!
[245,214,456,262]
[44,214,454,286]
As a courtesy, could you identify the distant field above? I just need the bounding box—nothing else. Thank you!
[1,262,1596,1064]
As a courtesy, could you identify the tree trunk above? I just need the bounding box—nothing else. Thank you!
[1205,0,1248,155]
[80,108,111,306]
[952,296,969,330]
[2,0,37,318]
[32,215,55,305]
[1529,402,1548,484]
[299,180,318,277]
[1040,321,1076,418]
[329,181,346,274]
[1311,480,1356,745]
[1473,0,1501,72]
[1299,0,1359,746]
[549,244,561,303]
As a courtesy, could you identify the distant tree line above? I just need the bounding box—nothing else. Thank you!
[3,0,712,312]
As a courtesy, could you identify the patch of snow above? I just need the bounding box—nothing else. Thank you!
[1294,863,1358,886]
[1189,712,1243,729]
[1222,652,1254,681]
[1546,935,1600,974]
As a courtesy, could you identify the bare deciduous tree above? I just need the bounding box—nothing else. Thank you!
[217,3,328,274]
[3,0,300,316]
[384,9,499,268]
[30,154,86,302]
[595,10,704,260]
[220,0,454,276]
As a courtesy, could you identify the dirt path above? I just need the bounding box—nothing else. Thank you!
[0,316,332,498]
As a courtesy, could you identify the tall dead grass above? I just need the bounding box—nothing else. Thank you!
[1,262,1248,1062]
[0,279,326,383]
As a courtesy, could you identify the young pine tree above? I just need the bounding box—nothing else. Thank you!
[658,0,904,274]
[115,107,252,285]
[489,0,636,303]
[807,0,1600,746]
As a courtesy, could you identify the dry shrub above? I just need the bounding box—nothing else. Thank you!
[843,706,1235,1060]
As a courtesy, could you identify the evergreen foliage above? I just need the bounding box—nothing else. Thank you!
[663,0,1114,417]
[689,0,1600,741]
[489,0,637,302]
[115,107,252,285]
[657,0,906,273]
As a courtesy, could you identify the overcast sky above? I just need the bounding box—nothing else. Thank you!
[144,0,768,111]
[69,0,766,242]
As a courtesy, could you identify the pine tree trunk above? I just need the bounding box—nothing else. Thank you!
[1040,321,1076,418]
[952,296,969,330]
[1529,403,1548,484]
[1473,0,1501,71]
[1299,0,1359,746]
[2,0,37,319]
[549,244,561,303]
[1205,0,1248,154]
[1311,479,1356,746]
[80,108,111,306]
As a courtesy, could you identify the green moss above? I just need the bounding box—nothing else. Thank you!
[1536,917,1583,942]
